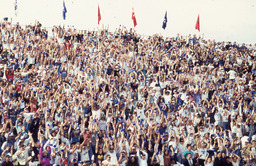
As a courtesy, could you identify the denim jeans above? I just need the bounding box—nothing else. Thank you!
[223,122,229,130]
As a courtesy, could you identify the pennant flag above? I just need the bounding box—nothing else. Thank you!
[14,0,18,16]
[195,14,200,32]
[98,5,101,25]
[63,0,67,20]
[162,11,167,30]
[132,8,137,27]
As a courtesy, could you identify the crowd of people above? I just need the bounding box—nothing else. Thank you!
[0,18,255,166]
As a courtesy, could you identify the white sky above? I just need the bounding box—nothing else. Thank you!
[0,0,255,44]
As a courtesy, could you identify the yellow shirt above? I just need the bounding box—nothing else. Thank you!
[241,144,251,157]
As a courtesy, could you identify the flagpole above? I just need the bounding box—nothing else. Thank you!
[13,0,18,23]
[97,4,100,53]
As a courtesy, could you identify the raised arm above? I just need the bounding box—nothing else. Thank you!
[28,132,35,147]
[103,138,109,153]
[95,137,99,154]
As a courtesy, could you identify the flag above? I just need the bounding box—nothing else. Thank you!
[14,0,17,16]
[98,5,101,25]
[162,11,167,30]
[195,14,200,32]
[132,8,137,27]
[63,0,67,20]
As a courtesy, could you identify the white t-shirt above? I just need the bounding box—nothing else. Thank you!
[205,162,213,166]
[177,143,186,155]
[69,149,79,161]
[232,160,239,166]
[228,70,236,79]
[80,148,90,162]
[163,94,171,104]
[214,112,221,125]
[105,151,118,165]
[54,155,61,165]
[22,112,34,123]
[198,148,208,160]
[240,136,249,146]
[251,146,256,156]
[231,125,242,138]
[28,161,40,166]
[136,108,145,120]
[28,55,35,65]
[102,159,112,166]
[168,140,177,151]
[158,153,164,166]
[92,109,101,120]
[137,150,148,166]
[222,114,229,122]
[15,149,26,165]
[138,158,148,166]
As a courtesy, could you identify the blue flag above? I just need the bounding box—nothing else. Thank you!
[14,0,17,16]
[162,11,167,30]
[63,0,67,20]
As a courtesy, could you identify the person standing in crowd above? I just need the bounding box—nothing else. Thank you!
[0,19,255,166]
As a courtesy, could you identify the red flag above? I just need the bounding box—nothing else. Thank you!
[195,14,200,32]
[132,8,137,27]
[98,5,101,25]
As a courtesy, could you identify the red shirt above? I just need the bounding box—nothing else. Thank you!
[64,42,71,50]
[30,103,37,112]
[61,158,68,165]
[15,84,21,92]
[5,70,14,81]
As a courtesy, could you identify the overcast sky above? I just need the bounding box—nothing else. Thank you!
[0,0,255,44]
